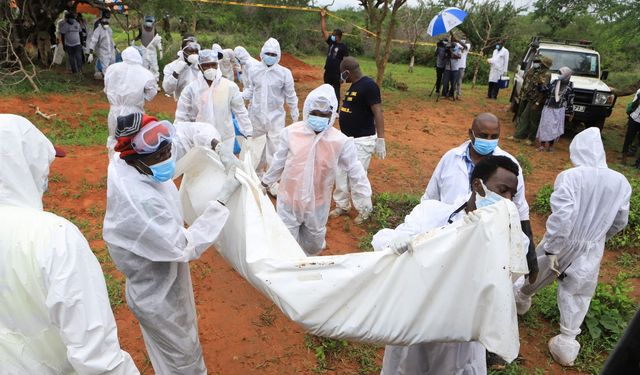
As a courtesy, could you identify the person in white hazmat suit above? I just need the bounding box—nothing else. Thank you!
[234,45,258,91]
[514,127,631,367]
[486,40,509,99]
[163,39,202,101]
[104,46,157,150]
[211,44,240,80]
[261,84,372,255]
[244,38,299,175]
[103,113,242,375]
[422,113,539,282]
[88,15,116,79]
[175,49,252,154]
[135,16,163,83]
[0,114,139,375]
[373,155,525,375]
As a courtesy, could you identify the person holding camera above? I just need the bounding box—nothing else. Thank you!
[441,40,462,100]
[455,36,471,100]
[434,39,447,95]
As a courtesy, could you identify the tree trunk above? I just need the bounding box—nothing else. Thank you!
[409,54,414,73]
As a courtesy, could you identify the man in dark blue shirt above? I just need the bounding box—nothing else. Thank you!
[321,9,348,108]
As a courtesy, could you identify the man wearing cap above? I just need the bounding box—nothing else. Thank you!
[175,49,252,154]
[103,113,242,374]
[320,9,348,107]
[512,54,553,144]
[0,114,139,375]
[163,38,202,101]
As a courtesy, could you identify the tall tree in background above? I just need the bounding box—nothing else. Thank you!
[398,0,433,73]
[359,0,408,85]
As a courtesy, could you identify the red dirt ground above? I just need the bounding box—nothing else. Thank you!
[3,57,633,374]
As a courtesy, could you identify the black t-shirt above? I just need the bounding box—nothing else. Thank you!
[324,37,348,76]
[339,76,381,137]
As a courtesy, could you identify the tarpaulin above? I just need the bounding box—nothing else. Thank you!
[175,147,527,362]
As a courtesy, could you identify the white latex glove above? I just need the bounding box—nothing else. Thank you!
[375,138,386,159]
[463,210,481,224]
[291,110,299,122]
[159,50,163,60]
[174,60,188,74]
[548,254,561,276]
[216,171,241,205]
[390,233,412,255]
[215,142,242,172]
[87,54,94,63]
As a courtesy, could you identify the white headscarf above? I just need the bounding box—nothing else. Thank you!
[555,66,573,102]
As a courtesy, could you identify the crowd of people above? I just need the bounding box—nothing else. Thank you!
[1,9,634,375]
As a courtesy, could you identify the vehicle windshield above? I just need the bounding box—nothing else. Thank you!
[538,49,599,77]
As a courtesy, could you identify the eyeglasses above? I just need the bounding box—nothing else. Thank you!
[131,120,176,154]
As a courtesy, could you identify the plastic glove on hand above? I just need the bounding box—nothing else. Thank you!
[215,143,242,172]
[548,254,561,277]
[174,60,188,74]
[291,111,300,122]
[463,210,481,224]
[159,50,163,60]
[390,233,412,255]
[217,170,241,205]
[87,54,94,63]
[375,138,386,159]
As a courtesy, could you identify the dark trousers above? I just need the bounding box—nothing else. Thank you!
[622,117,640,155]
[487,82,500,99]
[324,71,341,108]
[66,44,84,74]
[435,67,445,93]
[442,69,459,98]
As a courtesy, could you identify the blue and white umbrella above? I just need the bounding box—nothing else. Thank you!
[427,7,468,37]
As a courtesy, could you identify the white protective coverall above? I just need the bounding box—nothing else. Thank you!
[0,114,139,375]
[163,52,202,101]
[175,72,252,154]
[372,199,488,375]
[487,47,509,83]
[142,34,163,82]
[220,48,241,80]
[88,23,116,76]
[515,127,631,366]
[104,47,157,149]
[103,123,229,375]
[421,140,530,221]
[234,46,258,92]
[244,38,299,173]
[262,84,371,255]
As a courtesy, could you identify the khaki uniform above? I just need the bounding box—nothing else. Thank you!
[515,55,552,141]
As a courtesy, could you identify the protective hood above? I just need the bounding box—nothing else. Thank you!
[303,84,338,130]
[0,114,55,210]
[260,38,281,65]
[212,43,222,53]
[121,46,143,65]
[570,127,607,168]
[234,46,251,64]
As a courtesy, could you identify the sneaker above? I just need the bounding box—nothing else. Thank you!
[329,207,349,219]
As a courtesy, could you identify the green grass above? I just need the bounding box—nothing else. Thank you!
[0,67,103,96]
[304,334,381,374]
[104,272,124,308]
[40,109,108,146]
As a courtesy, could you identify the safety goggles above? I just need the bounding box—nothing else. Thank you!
[131,120,176,154]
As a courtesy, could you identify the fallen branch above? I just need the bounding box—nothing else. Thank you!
[34,106,57,120]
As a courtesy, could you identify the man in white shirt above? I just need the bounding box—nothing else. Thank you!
[487,40,509,99]
[455,36,471,100]
[422,112,538,281]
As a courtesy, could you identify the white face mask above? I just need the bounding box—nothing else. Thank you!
[203,68,217,81]
[186,54,199,65]
[102,24,110,30]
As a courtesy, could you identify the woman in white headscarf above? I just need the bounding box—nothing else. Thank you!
[536,67,574,152]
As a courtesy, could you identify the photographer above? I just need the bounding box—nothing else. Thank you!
[434,39,447,95]
[441,38,462,100]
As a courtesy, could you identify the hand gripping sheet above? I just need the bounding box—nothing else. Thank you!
[175,147,527,362]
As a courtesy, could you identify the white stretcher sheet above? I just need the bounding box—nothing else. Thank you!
[175,147,527,362]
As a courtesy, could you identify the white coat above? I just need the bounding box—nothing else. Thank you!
[88,24,115,72]
[175,72,252,152]
[103,123,228,375]
[162,53,202,101]
[262,84,371,255]
[142,34,162,82]
[104,47,157,149]
[234,46,258,92]
[517,128,630,364]
[372,199,487,375]
[422,140,529,221]
[0,114,139,375]
[488,47,509,83]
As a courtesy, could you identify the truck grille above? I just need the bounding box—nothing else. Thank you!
[573,89,593,105]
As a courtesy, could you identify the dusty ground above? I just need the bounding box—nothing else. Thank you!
[2,53,636,374]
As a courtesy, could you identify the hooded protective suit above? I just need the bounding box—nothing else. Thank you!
[234,46,258,92]
[163,47,202,101]
[244,38,299,174]
[515,127,630,366]
[262,84,371,255]
[103,122,230,375]
[0,114,139,375]
[175,59,252,154]
[104,47,157,149]
[142,34,163,82]
[88,22,116,75]
[219,48,241,80]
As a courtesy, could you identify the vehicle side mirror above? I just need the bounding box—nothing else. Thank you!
[601,70,609,80]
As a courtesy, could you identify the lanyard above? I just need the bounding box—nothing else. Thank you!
[447,202,467,224]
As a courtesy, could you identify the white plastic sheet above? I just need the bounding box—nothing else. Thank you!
[175,147,525,362]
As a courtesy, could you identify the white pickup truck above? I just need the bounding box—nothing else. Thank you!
[510,38,617,130]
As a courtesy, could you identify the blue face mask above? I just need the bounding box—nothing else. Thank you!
[307,115,330,132]
[330,35,336,42]
[476,180,503,208]
[495,44,501,50]
[471,131,499,155]
[263,54,277,66]
[148,157,176,183]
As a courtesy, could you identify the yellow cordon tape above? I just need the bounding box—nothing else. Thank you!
[192,0,485,57]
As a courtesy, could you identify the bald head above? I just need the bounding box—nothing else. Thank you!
[339,57,361,83]
[469,112,500,148]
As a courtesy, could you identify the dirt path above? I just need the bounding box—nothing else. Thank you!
[4,55,626,374]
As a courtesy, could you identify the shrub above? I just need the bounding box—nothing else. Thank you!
[531,184,553,215]
[607,175,640,249]
[515,153,532,177]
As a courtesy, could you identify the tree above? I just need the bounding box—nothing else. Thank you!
[398,0,433,72]
[359,0,408,85]
[532,0,590,34]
